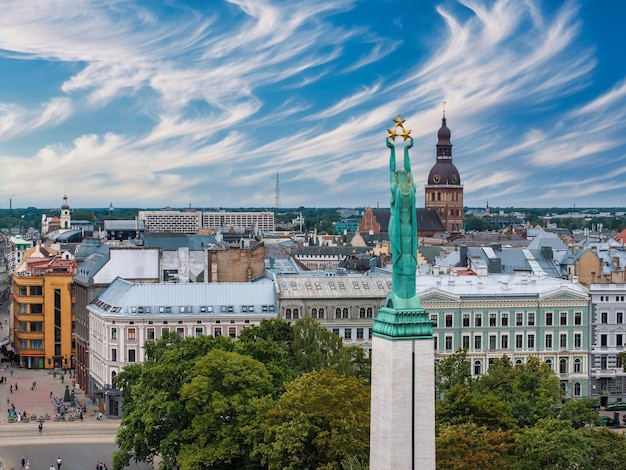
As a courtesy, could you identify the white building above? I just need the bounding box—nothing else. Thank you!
[87,278,277,416]
[138,210,275,233]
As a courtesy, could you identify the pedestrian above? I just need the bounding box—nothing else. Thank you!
[56,456,62,469]
[103,464,107,470]
[10,384,12,393]
[10,369,13,377]
[15,382,17,390]
[32,381,36,390]
[20,456,25,468]
[50,391,53,399]
[50,466,55,470]
[38,421,43,433]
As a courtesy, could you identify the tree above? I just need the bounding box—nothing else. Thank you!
[513,419,592,470]
[290,317,344,374]
[473,356,561,427]
[176,349,275,469]
[436,423,515,470]
[436,384,516,431]
[435,348,471,396]
[258,369,370,470]
[112,333,235,470]
[558,398,602,428]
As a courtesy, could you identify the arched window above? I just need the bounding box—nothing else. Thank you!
[367,307,373,318]
[285,308,292,320]
[545,359,552,370]
[560,382,567,392]
[359,307,366,319]
[474,360,482,376]
[574,382,581,396]
[343,308,349,319]
[559,358,567,374]
[311,308,317,318]
[318,308,325,319]
[515,359,523,365]
[111,371,116,384]
[293,308,299,319]
[335,308,342,319]
[574,358,581,373]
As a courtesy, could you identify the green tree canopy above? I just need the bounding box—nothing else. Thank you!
[435,348,471,396]
[257,369,370,470]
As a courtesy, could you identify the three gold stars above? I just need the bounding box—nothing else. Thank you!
[387,114,412,141]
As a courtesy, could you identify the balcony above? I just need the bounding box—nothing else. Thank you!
[592,368,619,379]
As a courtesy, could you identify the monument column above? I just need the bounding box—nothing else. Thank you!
[370,116,435,470]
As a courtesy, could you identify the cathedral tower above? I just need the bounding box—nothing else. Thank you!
[425,113,464,232]
[60,194,71,230]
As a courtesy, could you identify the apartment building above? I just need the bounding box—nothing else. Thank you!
[138,210,275,233]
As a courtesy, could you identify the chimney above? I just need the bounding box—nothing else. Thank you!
[541,245,553,260]
[460,245,468,268]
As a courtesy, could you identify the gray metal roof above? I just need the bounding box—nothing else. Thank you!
[277,274,392,299]
[91,277,277,317]
[104,219,145,231]
[74,244,110,284]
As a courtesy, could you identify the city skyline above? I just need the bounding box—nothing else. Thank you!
[1,0,625,209]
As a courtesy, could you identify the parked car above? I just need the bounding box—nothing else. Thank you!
[605,401,626,411]
[601,416,617,426]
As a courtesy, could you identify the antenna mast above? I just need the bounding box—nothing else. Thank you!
[275,172,280,210]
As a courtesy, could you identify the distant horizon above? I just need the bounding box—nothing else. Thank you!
[1,1,625,208]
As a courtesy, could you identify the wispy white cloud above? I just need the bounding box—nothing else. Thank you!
[0,0,624,208]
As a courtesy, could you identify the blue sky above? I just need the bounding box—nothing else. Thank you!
[1,0,625,210]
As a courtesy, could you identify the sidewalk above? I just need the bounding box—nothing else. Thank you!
[0,365,100,423]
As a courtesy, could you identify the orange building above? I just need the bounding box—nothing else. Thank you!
[12,245,76,369]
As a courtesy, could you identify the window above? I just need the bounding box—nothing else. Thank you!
[214,327,222,337]
[128,349,136,362]
[574,333,581,348]
[560,312,567,326]
[342,308,348,319]
[462,314,470,327]
[111,349,117,362]
[574,358,581,373]
[445,336,453,351]
[127,328,136,340]
[545,334,553,348]
[335,308,341,319]
[286,308,292,320]
[30,340,43,349]
[501,314,508,327]
[474,361,482,375]
[30,322,43,332]
[528,312,535,326]
[445,314,453,328]
[162,327,169,337]
[575,312,582,325]
[111,328,117,340]
[489,335,496,350]
[545,359,552,370]
[195,327,203,337]
[516,335,523,349]
[333,328,340,336]
[19,286,27,296]
[30,304,42,314]
[430,315,438,328]
[601,312,608,324]
[501,335,509,349]
[474,336,482,349]
[229,327,236,338]
[619,312,624,324]
[546,312,553,326]
[356,328,364,340]
[29,286,42,296]
[560,334,567,349]
[618,335,624,347]
[366,308,372,318]
[516,313,523,326]
[489,313,497,327]
[18,303,26,314]
[462,335,470,349]
[559,358,567,374]
[359,308,365,319]
[601,334,608,347]
[434,336,438,350]
[344,329,352,340]
[574,382,581,396]
[528,334,535,348]
[177,327,185,338]
[474,314,482,327]
[601,356,608,370]
[146,328,155,340]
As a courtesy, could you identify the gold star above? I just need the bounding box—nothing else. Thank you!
[393,115,406,128]
[400,127,412,141]
[387,128,397,141]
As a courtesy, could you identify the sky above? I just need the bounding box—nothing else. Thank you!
[1,0,625,210]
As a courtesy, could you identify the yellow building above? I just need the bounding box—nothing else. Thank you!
[12,245,76,369]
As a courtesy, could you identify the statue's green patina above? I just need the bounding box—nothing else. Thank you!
[373,116,432,338]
